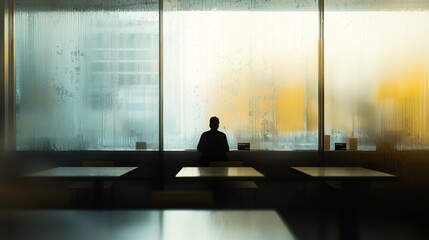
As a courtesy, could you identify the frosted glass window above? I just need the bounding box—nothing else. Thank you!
[325,0,429,150]
[163,0,319,150]
[15,0,159,150]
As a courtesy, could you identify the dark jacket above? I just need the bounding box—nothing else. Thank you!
[197,130,229,163]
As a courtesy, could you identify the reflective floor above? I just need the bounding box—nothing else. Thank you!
[1,179,428,240]
[0,210,295,240]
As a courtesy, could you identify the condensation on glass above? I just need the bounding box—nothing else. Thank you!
[15,0,159,150]
[163,0,319,150]
[325,0,429,150]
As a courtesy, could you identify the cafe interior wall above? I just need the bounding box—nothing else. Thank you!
[2,0,429,211]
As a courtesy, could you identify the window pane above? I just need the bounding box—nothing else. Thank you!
[164,0,319,150]
[15,0,159,150]
[325,0,429,150]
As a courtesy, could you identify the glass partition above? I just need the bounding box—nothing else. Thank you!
[163,0,319,150]
[16,0,429,152]
[325,0,429,150]
[15,0,159,150]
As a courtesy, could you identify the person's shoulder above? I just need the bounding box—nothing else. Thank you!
[217,130,227,136]
[201,130,211,136]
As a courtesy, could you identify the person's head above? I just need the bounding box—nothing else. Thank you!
[209,116,220,130]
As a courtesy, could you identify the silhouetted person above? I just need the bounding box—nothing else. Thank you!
[197,116,230,166]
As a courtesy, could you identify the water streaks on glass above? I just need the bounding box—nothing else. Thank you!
[325,0,429,150]
[14,0,429,151]
[163,0,319,150]
[15,0,160,150]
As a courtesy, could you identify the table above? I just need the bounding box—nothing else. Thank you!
[291,167,397,240]
[25,167,138,207]
[176,167,264,178]
[0,210,295,240]
[291,167,397,180]
[176,167,264,207]
[25,167,138,179]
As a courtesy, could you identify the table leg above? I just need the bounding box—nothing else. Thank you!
[93,180,103,208]
[339,181,358,240]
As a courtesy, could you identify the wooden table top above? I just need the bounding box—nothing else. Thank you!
[176,167,264,178]
[25,167,138,179]
[291,167,397,180]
